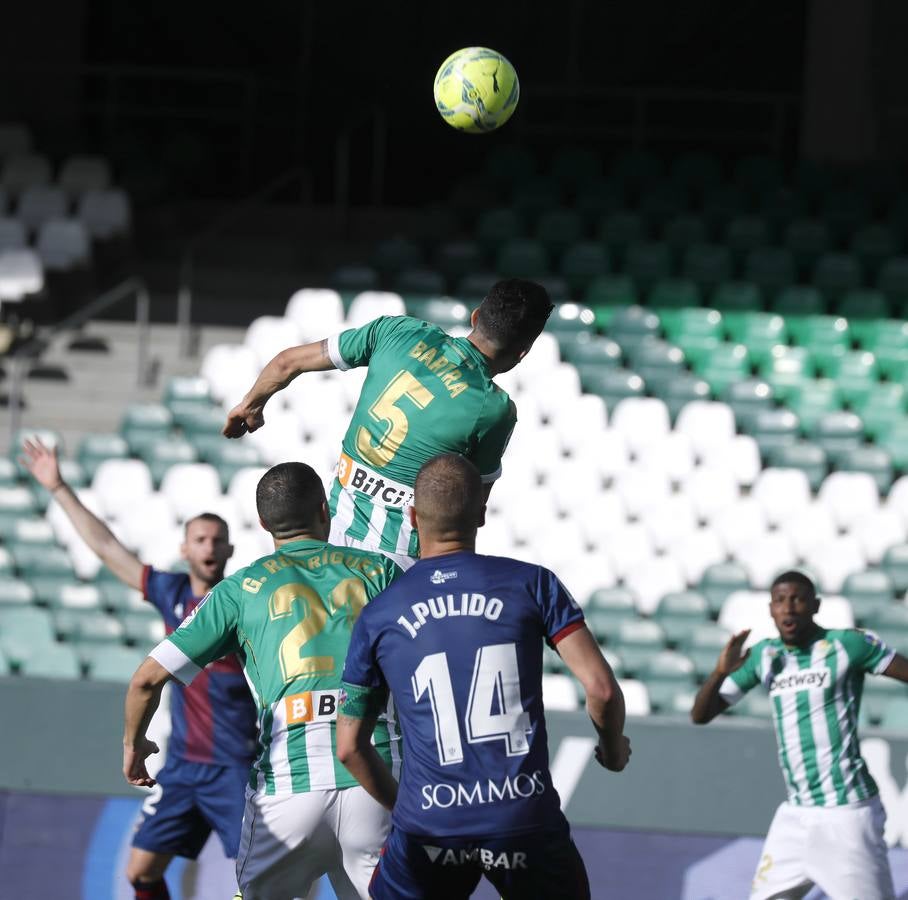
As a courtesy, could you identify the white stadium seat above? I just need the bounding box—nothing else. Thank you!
[531,364,582,419]
[476,515,517,559]
[76,188,131,239]
[514,331,560,381]
[0,153,51,194]
[225,528,273,577]
[604,523,655,579]
[346,291,405,328]
[549,394,607,445]
[36,219,91,271]
[17,185,67,230]
[619,679,651,716]
[92,459,153,519]
[201,343,260,404]
[115,493,178,550]
[572,431,630,481]
[245,410,307,465]
[803,536,867,593]
[675,401,736,457]
[850,509,906,564]
[227,467,269,528]
[0,217,26,251]
[886,475,908,526]
[58,155,112,197]
[159,463,224,521]
[244,315,303,367]
[624,557,686,615]
[609,397,670,456]
[697,434,762,487]
[665,527,726,585]
[816,595,855,629]
[614,468,672,518]
[575,491,630,546]
[138,528,185,572]
[751,468,812,526]
[636,432,696,484]
[712,499,769,556]
[529,519,589,570]
[285,288,345,339]
[505,488,559,545]
[0,249,43,301]
[684,467,740,521]
[734,532,797,589]
[542,674,579,711]
[817,472,880,531]
[776,501,838,558]
[719,590,777,644]
[641,495,698,552]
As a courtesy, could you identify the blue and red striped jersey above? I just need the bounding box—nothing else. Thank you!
[143,567,257,766]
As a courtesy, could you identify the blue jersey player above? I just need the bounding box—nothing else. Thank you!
[337,454,631,899]
[23,439,257,900]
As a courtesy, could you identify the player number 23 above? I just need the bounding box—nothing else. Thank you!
[356,371,434,468]
[412,642,532,766]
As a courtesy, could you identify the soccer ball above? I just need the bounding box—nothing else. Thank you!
[433,47,519,134]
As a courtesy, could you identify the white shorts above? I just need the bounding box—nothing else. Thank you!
[236,784,390,900]
[328,513,416,571]
[750,796,894,900]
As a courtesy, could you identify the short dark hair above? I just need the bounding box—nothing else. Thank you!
[771,570,817,598]
[414,453,483,535]
[256,463,326,539]
[184,513,229,538]
[475,279,553,350]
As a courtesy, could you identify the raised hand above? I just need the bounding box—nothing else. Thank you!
[716,629,751,677]
[223,402,265,438]
[20,438,63,491]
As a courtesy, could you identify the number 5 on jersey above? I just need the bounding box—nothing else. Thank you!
[412,642,532,766]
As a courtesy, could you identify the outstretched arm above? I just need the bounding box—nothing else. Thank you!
[557,625,631,772]
[882,653,908,684]
[123,657,172,787]
[336,711,399,810]
[21,439,144,590]
[223,339,335,437]
[690,629,751,725]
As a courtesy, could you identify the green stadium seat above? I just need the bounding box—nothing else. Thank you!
[699,562,751,615]
[723,378,775,430]
[47,583,102,612]
[99,581,148,613]
[736,692,773,719]
[8,428,63,462]
[598,211,646,263]
[585,598,638,642]
[852,385,905,441]
[19,642,81,680]
[648,277,702,310]
[535,275,570,304]
[169,403,225,437]
[784,219,831,274]
[542,646,567,675]
[683,244,733,293]
[27,575,82,606]
[485,145,536,185]
[10,544,73,578]
[0,547,14,576]
[712,281,762,314]
[882,545,908,594]
[659,376,712,420]
[331,264,379,295]
[682,622,733,677]
[842,570,896,624]
[765,442,828,491]
[670,152,723,196]
[476,208,524,254]
[822,350,879,406]
[691,342,750,394]
[653,591,710,646]
[405,297,470,328]
[750,408,801,455]
[624,338,685,375]
[639,650,697,711]
[393,267,447,298]
[547,303,595,337]
[813,253,863,304]
[54,609,124,644]
[744,247,796,298]
[448,174,496,218]
[863,605,908,649]
[670,334,720,370]
[809,411,865,459]
[534,209,584,255]
[121,612,166,648]
[725,216,771,266]
[610,619,667,675]
[574,178,623,224]
[189,438,261,490]
[851,224,900,281]
[551,147,602,187]
[138,439,198,486]
[0,607,56,662]
[639,182,688,228]
[0,578,36,607]
[786,379,841,431]
[758,346,812,395]
[862,678,907,725]
[560,242,610,291]
[0,459,16,486]
[880,697,908,733]
[164,375,211,408]
[792,161,837,203]
[625,241,673,294]
[77,433,130,480]
[580,368,646,407]
[734,155,783,197]
[611,149,664,189]
[660,307,723,342]
[851,318,908,352]
[588,587,638,612]
[584,275,639,314]
[511,177,562,218]
[371,236,422,275]
[82,644,147,683]
[455,273,499,303]
[723,311,787,359]
[834,446,893,492]
[121,404,174,454]
[496,239,549,279]
[662,215,708,264]
[435,240,483,281]
[607,305,661,342]
[775,286,825,316]
[874,347,908,382]
[702,184,747,234]
[822,188,871,243]
[559,334,623,368]
[878,423,908,469]
[838,288,889,320]
[9,516,55,547]
[877,257,908,311]
[785,314,848,350]
[760,186,808,234]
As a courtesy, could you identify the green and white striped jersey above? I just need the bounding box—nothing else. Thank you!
[720,627,895,807]
[326,316,516,562]
[150,540,402,795]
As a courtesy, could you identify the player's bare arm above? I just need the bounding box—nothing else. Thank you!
[336,711,399,811]
[21,438,144,589]
[123,657,171,787]
[223,339,335,437]
[690,629,751,725]
[557,625,631,772]
[882,652,908,684]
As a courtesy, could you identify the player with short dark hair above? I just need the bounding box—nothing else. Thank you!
[22,438,257,900]
[124,461,404,900]
[223,279,553,569]
[691,570,908,900]
[335,454,630,899]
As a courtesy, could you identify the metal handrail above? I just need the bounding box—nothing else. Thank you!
[6,277,152,450]
[175,166,308,357]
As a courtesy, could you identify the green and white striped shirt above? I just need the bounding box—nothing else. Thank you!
[151,540,402,795]
[720,628,895,807]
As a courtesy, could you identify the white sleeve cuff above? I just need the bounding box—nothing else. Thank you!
[718,675,744,707]
[480,465,502,484]
[873,649,897,675]
[327,333,351,371]
[150,639,202,685]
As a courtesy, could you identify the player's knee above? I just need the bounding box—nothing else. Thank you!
[128,876,171,900]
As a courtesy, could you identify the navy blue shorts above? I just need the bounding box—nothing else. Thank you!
[369,825,591,900]
[132,760,248,860]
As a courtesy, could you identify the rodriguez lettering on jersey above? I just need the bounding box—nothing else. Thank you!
[396,592,504,639]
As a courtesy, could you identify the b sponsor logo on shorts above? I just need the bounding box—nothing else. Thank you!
[284,690,339,725]
[422,845,528,870]
[337,453,414,508]
[420,770,546,810]
[768,667,831,696]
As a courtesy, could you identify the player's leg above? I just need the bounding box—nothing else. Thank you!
[367,828,481,900]
[749,803,813,900]
[194,764,250,859]
[130,766,210,899]
[330,784,391,898]
[236,788,340,900]
[804,797,895,900]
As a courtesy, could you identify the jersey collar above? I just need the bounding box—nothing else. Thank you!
[453,336,492,373]
[274,538,328,553]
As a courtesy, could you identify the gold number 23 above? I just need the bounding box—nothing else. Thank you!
[356,371,434,467]
[269,579,369,683]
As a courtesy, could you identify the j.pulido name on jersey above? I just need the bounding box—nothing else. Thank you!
[397,592,504,639]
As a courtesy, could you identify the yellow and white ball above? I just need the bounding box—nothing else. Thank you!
[433,47,519,134]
